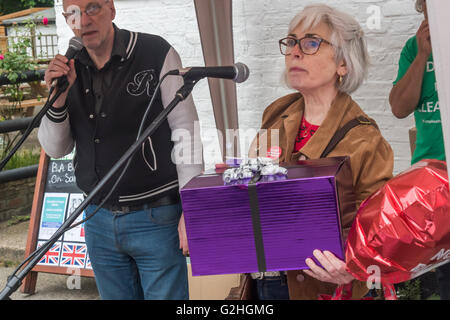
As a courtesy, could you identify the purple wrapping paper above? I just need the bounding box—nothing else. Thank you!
[181,157,355,276]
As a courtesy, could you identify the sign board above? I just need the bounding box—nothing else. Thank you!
[21,149,93,295]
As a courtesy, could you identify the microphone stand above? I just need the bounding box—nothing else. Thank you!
[0,79,70,172]
[0,78,198,300]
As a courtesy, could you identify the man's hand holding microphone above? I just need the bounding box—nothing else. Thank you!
[44,37,83,107]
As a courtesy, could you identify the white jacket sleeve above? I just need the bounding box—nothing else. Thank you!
[160,47,204,189]
[37,107,75,159]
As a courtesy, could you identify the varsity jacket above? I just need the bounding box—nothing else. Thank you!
[38,26,203,206]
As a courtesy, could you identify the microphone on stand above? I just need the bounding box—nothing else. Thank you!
[168,62,250,83]
[51,37,84,89]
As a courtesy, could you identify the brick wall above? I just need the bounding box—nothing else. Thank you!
[0,177,36,222]
[53,0,421,174]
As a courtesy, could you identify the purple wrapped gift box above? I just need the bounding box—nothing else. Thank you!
[180,157,355,276]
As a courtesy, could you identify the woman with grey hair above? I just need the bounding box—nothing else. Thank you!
[249,4,393,300]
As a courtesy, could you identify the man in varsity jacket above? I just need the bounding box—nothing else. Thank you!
[38,0,203,299]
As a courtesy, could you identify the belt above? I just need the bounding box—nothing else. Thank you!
[250,271,287,280]
[98,193,180,213]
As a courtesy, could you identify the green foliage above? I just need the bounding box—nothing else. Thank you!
[0,20,39,117]
[0,0,54,15]
[1,260,18,268]
[21,0,55,9]
[426,293,441,300]
[0,20,38,83]
[1,149,40,170]
[0,20,40,158]
[7,214,30,226]
[397,279,422,300]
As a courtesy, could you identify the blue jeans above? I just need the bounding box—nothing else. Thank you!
[255,275,290,300]
[84,203,188,300]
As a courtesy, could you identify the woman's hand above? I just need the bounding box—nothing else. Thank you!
[304,249,354,285]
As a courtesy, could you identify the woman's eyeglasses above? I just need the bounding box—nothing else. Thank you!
[279,35,333,56]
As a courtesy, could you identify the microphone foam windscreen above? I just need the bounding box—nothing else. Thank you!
[234,62,250,83]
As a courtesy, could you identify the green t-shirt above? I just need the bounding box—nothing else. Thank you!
[393,35,445,164]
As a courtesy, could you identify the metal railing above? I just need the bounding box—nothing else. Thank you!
[0,117,36,134]
[0,33,58,61]
[0,116,41,183]
[0,69,45,182]
[0,69,46,86]
[0,164,38,183]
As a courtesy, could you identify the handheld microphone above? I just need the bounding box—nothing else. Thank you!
[52,37,84,88]
[65,36,84,60]
[168,62,250,83]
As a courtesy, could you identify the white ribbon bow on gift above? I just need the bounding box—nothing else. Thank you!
[222,157,288,183]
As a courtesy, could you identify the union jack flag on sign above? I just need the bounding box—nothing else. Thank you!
[85,253,92,270]
[60,243,87,268]
[37,242,61,266]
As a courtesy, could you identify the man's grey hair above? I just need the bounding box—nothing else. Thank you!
[284,4,369,94]
[415,0,425,13]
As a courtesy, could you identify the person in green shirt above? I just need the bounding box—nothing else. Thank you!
[390,0,444,164]
[390,0,449,300]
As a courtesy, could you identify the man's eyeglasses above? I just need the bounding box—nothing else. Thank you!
[279,35,333,56]
[62,0,109,20]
